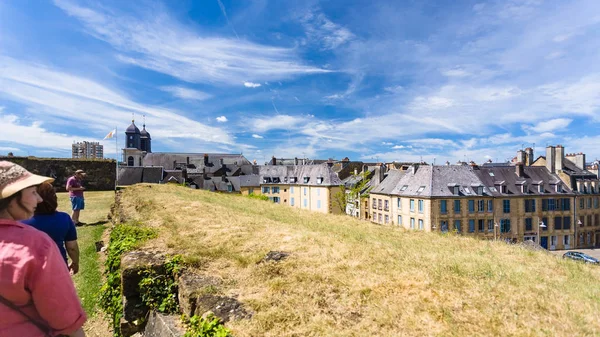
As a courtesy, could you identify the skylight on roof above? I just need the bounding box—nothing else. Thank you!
[400,185,408,191]
[489,187,497,192]
[417,186,425,193]
[489,172,495,176]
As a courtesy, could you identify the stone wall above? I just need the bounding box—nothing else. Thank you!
[0,156,116,191]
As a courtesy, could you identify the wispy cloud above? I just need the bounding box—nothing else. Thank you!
[216,0,239,40]
[0,56,234,146]
[243,81,261,88]
[527,118,573,133]
[216,116,228,122]
[160,86,212,101]
[299,8,355,50]
[54,0,330,85]
[252,134,263,139]
[250,114,307,132]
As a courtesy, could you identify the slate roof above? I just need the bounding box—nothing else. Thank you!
[472,166,573,196]
[141,167,162,183]
[370,170,405,194]
[117,167,143,186]
[143,153,251,171]
[259,163,342,186]
[562,158,597,177]
[370,164,573,198]
[238,174,260,187]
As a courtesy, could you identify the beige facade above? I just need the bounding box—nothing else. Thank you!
[262,183,341,214]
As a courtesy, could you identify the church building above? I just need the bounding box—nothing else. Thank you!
[122,119,152,166]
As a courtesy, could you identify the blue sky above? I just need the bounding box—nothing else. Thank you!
[1,0,600,164]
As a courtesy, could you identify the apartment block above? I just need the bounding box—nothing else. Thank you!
[72,141,104,159]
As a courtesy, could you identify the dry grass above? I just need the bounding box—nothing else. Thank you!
[119,184,600,337]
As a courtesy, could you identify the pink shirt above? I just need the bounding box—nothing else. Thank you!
[0,219,86,336]
[66,176,84,198]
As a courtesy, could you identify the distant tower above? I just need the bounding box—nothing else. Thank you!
[140,115,152,153]
[125,119,141,150]
[122,118,151,167]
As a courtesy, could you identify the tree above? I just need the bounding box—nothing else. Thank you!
[333,171,373,215]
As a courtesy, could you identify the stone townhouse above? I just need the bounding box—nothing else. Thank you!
[258,163,343,214]
[370,163,575,250]
[533,145,600,248]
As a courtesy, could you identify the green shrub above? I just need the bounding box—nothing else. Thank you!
[183,314,232,337]
[247,193,269,201]
[138,255,183,314]
[98,223,157,336]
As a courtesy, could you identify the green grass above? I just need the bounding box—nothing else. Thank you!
[58,191,114,316]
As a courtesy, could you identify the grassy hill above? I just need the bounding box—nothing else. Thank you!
[118,184,600,336]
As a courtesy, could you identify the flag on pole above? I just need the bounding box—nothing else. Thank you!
[103,129,116,140]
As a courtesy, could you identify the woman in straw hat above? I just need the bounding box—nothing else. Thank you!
[0,161,86,337]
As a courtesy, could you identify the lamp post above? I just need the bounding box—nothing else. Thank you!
[538,221,546,245]
[494,222,499,241]
[577,220,583,246]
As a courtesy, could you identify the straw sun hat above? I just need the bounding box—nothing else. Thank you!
[0,161,54,199]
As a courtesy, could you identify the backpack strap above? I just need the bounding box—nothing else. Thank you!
[0,295,53,337]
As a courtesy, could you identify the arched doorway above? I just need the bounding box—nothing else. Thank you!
[128,156,134,166]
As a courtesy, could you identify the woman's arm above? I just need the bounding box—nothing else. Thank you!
[66,240,80,275]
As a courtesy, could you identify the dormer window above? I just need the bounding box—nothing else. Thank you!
[477,186,484,195]
[522,184,527,194]
[273,177,281,183]
[454,186,459,195]
[304,177,310,183]
[263,177,272,183]
[317,177,324,184]
[538,184,544,193]
[556,184,562,193]
[501,185,507,194]
[284,177,288,183]
[290,177,297,183]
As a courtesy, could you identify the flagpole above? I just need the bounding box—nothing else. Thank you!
[115,126,119,191]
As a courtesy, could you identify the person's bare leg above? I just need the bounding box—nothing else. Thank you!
[72,210,80,224]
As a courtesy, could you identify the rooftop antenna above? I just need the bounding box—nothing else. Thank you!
[143,114,146,128]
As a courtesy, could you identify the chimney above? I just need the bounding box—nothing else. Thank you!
[363,165,368,173]
[271,156,276,165]
[219,158,224,167]
[327,159,333,168]
[555,145,564,172]
[516,150,525,165]
[186,156,190,165]
[410,165,416,175]
[515,162,524,177]
[546,146,556,173]
[567,152,586,170]
[376,165,385,184]
[354,168,358,176]
[525,147,534,166]
[294,157,298,165]
[204,153,209,165]
[445,161,450,166]
[469,161,477,168]
[173,160,177,170]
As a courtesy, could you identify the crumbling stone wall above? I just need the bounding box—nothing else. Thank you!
[1,156,116,191]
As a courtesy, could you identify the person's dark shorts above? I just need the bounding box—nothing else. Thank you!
[70,196,85,210]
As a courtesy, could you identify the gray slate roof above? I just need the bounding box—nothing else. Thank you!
[117,167,163,185]
[370,170,405,194]
[259,164,342,186]
[371,164,573,198]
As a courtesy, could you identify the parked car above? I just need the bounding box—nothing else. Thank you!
[563,251,600,264]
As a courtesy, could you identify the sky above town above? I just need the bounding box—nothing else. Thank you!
[1,0,600,164]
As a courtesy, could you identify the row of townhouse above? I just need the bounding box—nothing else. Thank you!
[247,163,343,214]
[368,146,600,250]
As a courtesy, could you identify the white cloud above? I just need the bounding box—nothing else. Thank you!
[530,118,573,133]
[54,0,329,85]
[216,116,228,122]
[300,8,355,50]
[252,134,263,139]
[384,86,404,94]
[0,146,21,152]
[441,68,470,77]
[381,142,393,146]
[0,56,234,145]
[160,86,212,101]
[250,115,306,132]
[0,113,77,150]
[243,81,261,88]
